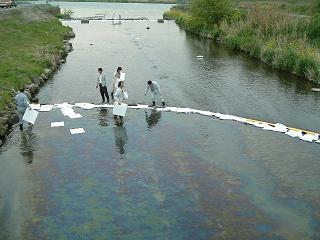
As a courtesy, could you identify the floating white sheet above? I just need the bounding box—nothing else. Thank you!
[74,102,96,110]
[54,102,74,109]
[128,104,150,109]
[38,105,53,112]
[70,128,85,134]
[299,133,319,142]
[51,121,64,127]
[61,107,82,119]
[285,130,302,138]
[29,104,41,110]
[23,108,38,124]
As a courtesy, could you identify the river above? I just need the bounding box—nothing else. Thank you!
[0,2,320,239]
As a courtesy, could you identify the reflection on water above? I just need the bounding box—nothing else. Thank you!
[0,109,319,239]
[19,126,37,165]
[113,125,128,155]
[145,110,161,129]
[97,108,110,127]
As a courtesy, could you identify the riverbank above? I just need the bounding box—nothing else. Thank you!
[163,3,320,84]
[0,4,75,145]
[18,0,179,3]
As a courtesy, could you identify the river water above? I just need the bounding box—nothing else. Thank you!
[1,2,320,240]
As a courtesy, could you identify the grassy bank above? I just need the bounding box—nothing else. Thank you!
[0,5,70,111]
[164,2,320,83]
[18,0,181,3]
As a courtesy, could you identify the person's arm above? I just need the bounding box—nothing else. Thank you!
[113,72,117,81]
[102,74,107,86]
[96,76,99,88]
[145,85,149,95]
[23,94,30,109]
[114,89,120,103]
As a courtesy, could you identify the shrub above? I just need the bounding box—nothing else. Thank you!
[190,0,232,25]
[273,48,297,71]
[307,14,320,45]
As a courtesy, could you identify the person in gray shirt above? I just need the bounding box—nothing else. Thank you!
[15,87,30,130]
[96,67,110,103]
[145,80,165,107]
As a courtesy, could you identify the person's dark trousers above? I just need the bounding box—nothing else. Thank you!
[99,83,109,103]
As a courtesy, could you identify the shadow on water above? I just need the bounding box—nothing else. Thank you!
[97,108,110,127]
[145,109,161,129]
[113,124,128,155]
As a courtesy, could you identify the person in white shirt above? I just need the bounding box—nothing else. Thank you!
[96,67,110,103]
[114,81,126,104]
[145,80,165,107]
[112,67,124,100]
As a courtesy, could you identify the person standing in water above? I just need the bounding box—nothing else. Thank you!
[145,80,165,107]
[96,67,110,103]
[114,81,126,104]
[112,67,124,100]
[15,87,30,130]
[114,81,127,120]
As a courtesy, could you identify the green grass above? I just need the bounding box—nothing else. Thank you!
[0,13,70,111]
[233,0,315,14]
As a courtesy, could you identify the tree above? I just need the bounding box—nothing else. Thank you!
[190,0,232,25]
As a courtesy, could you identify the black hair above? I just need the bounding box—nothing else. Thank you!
[98,68,103,71]
[117,67,122,72]
[147,80,152,85]
[20,87,25,92]
[118,81,124,88]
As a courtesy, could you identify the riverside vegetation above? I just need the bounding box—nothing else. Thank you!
[163,0,320,83]
[0,4,74,143]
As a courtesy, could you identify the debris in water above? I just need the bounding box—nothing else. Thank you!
[70,128,85,135]
[311,88,320,92]
[51,122,65,127]
[38,105,53,112]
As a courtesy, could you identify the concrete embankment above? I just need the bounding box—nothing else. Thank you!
[0,4,75,146]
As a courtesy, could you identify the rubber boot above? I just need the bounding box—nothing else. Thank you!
[152,101,155,107]
[19,124,23,131]
[162,101,165,107]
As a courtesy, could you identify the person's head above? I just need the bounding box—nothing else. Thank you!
[19,87,25,93]
[98,68,103,73]
[117,67,122,73]
[147,80,152,85]
[118,81,124,88]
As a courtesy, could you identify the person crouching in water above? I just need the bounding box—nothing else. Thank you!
[114,81,126,119]
[15,88,30,130]
[145,80,165,107]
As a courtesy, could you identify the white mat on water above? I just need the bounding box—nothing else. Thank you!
[38,105,53,112]
[70,128,85,134]
[51,121,64,127]
[29,104,41,110]
[61,107,82,119]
